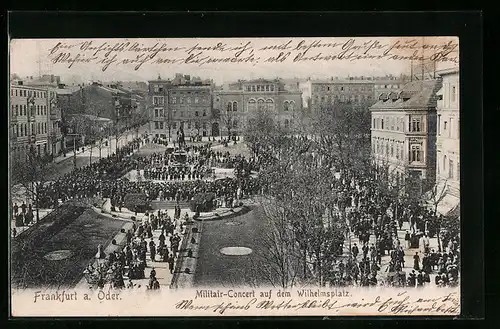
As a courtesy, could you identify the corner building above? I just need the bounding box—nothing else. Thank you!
[370,79,443,197]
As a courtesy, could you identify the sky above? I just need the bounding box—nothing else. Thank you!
[9,37,459,85]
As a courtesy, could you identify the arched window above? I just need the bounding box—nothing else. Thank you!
[266,98,274,111]
[248,99,256,111]
[257,99,265,110]
[233,101,238,111]
[289,101,295,111]
[283,101,289,111]
[227,102,233,112]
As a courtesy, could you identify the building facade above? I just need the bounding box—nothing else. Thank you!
[434,67,460,215]
[70,82,133,131]
[299,78,376,114]
[148,74,214,139]
[370,79,443,197]
[214,78,303,136]
[10,81,51,162]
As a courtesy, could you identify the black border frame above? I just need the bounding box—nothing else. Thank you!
[4,11,484,326]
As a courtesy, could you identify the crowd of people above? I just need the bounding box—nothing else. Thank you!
[84,208,189,290]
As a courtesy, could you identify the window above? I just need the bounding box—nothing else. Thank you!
[265,85,269,91]
[449,159,454,179]
[410,144,423,162]
[153,85,159,93]
[171,97,177,104]
[154,121,159,129]
[180,97,184,104]
[444,121,447,131]
[159,122,164,130]
[270,85,275,91]
[256,85,261,91]
[187,97,191,104]
[437,115,441,135]
[203,122,207,130]
[396,144,399,159]
[289,101,295,110]
[451,85,456,102]
[449,118,453,138]
[193,97,199,104]
[390,142,394,157]
[373,118,376,128]
[172,122,177,129]
[257,99,265,110]
[248,99,256,111]
[24,123,27,136]
[155,109,159,117]
[409,116,422,132]
[180,111,184,117]
[203,111,206,116]
[283,101,289,111]
[340,86,344,91]
[153,96,164,106]
[390,117,395,130]
[16,124,19,137]
[233,101,238,111]
[37,122,40,134]
[252,85,256,92]
[195,111,199,117]
[246,86,251,92]
[381,118,384,129]
[227,102,232,112]
[266,99,274,110]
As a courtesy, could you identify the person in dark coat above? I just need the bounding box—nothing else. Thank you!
[413,252,420,271]
[351,243,359,259]
[21,202,27,214]
[168,254,175,274]
[149,240,156,262]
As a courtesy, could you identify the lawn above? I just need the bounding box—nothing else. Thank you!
[10,204,125,289]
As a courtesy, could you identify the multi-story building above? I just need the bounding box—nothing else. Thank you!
[21,75,65,157]
[70,82,133,131]
[299,77,376,114]
[10,81,51,162]
[299,75,409,113]
[148,74,214,139]
[370,79,443,197]
[214,78,303,136]
[434,67,460,215]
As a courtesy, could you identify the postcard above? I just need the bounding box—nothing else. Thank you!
[9,36,460,317]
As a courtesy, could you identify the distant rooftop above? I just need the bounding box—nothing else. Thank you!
[370,79,443,110]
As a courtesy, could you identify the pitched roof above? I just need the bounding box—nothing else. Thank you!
[370,79,443,110]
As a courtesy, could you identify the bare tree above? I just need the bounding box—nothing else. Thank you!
[220,102,236,137]
[11,148,48,223]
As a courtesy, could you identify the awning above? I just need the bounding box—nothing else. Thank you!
[435,193,460,216]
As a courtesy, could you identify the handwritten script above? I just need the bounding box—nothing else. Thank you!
[45,38,459,72]
[173,291,460,315]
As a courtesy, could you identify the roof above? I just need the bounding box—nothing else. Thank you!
[436,67,459,76]
[68,114,112,122]
[98,85,127,94]
[55,86,80,95]
[370,79,443,110]
[311,79,375,85]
